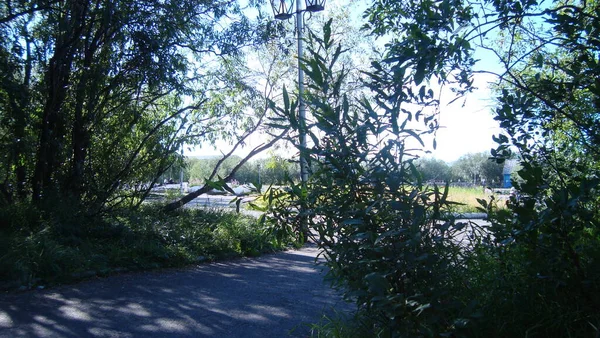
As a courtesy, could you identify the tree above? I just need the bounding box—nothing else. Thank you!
[360,0,600,335]
[261,0,600,334]
[265,19,473,336]
[257,155,300,185]
[163,1,377,212]
[187,156,257,185]
[415,157,451,182]
[450,152,503,185]
[0,0,272,215]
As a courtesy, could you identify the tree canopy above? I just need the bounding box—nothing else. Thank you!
[0,0,275,215]
[2,0,599,335]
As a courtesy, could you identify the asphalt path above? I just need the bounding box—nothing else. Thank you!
[0,245,351,338]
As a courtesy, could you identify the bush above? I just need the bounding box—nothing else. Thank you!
[267,23,483,336]
[269,21,600,336]
[0,205,290,290]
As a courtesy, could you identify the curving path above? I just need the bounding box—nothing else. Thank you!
[0,244,351,337]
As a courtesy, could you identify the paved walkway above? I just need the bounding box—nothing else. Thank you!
[0,245,351,337]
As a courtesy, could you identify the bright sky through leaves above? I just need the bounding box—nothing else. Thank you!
[185,0,503,163]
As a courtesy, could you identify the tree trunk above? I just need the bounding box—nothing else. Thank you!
[32,0,86,201]
[69,44,93,200]
[68,2,109,201]
[14,35,33,200]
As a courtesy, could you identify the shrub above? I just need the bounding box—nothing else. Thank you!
[0,205,289,290]
[267,22,484,336]
[269,21,600,336]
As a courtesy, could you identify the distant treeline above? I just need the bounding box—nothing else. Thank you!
[180,151,506,188]
[415,152,505,187]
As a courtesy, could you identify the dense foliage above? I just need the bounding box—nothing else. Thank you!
[0,0,271,217]
[0,0,292,289]
[0,206,288,290]
[267,0,600,334]
[481,0,600,334]
[416,153,504,185]
[186,155,300,186]
[266,21,477,336]
[2,0,599,335]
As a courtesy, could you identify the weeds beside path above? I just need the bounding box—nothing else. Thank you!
[0,244,350,338]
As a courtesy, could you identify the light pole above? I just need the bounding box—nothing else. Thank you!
[180,146,184,193]
[270,0,326,185]
[257,162,262,190]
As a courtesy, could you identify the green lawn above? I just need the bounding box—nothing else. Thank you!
[444,186,508,213]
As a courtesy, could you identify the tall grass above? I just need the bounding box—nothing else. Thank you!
[443,186,506,213]
[0,205,290,291]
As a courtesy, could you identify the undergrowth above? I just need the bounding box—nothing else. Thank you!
[0,204,290,290]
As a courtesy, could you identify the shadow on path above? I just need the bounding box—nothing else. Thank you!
[0,245,350,337]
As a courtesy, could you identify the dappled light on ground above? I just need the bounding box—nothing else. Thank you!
[0,246,349,337]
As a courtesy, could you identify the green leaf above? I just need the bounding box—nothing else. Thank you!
[476,198,488,208]
[323,18,333,47]
[229,197,242,213]
[364,272,389,296]
[405,129,425,146]
[308,58,324,86]
[283,86,290,111]
[419,85,426,100]
[413,303,431,315]
[342,219,364,225]
[414,59,426,85]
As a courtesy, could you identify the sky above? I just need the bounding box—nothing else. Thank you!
[424,72,502,162]
[185,0,504,164]
[186,74,502,163]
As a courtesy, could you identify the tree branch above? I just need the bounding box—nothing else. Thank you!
[163,127,289,212]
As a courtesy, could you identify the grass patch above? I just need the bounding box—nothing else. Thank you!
[249,185,505,215]
[306,310,374,338]
[0,205,290,291]
[444,186,507,214]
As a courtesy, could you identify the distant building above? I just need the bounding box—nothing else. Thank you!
[502,159,519,188]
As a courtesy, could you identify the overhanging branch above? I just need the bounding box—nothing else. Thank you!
[163,128,289,212]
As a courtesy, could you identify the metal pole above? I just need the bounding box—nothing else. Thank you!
[180,147,184,193]
[296,2,309,242]
[296,0,308,184]
[257,163,261,188]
